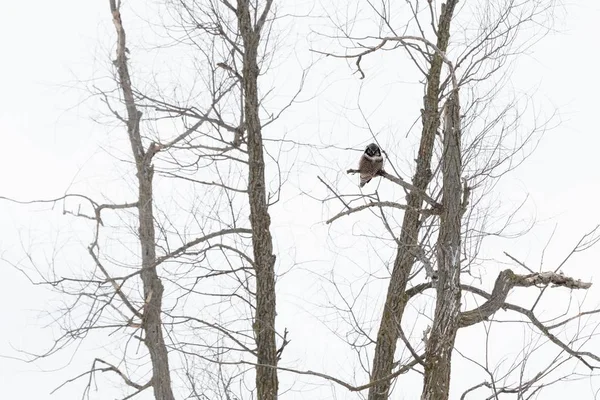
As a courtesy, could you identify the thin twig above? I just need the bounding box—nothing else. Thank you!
[318,176,350,210]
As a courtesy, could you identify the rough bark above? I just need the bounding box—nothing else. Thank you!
[367,2,459,399]
[460,270,592,328]
[236,1,279,399]
[109,1,174,399]
[420,91,462,400]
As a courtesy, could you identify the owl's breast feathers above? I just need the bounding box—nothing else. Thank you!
[359,154,384,187]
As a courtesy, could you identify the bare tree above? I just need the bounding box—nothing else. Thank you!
[109,2,175,398]
[2,1,598,400]
[1,0,292,398]
[312,1,600,399]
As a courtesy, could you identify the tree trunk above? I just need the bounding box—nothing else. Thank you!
[367,2,458,399]
[138,167,175,400]
[237,1,279,399]
[421,91,462,400]
[109,1,175,399]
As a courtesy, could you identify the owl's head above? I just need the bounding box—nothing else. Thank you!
[364,143,382,157]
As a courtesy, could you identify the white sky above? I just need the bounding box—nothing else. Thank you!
[1,1,600,399]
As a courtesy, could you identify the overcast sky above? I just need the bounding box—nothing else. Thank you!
[1,1,599,399]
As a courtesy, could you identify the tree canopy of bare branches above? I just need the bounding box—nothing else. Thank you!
[2,1,599,400]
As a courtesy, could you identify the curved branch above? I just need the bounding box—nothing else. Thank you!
[311,34,458,90]
[460,269,592,328]
[51,358,151,396]
[228,358,421,392]
[460,271,597,370]
[155,228,252,266]
[327,201,438,224]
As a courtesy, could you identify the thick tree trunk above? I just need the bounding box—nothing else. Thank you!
[421,92,462,400]
[109,2,175,399]
[367,2,458,399]
[237,1,279,399]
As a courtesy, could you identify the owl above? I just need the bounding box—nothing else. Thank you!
[358,143,384,187]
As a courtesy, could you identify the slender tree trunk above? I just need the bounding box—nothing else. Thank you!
[237,1,279,399]
[368,2,458,399]
[421,92,462,400]
[138,171,174,400]
[109,1,175,399]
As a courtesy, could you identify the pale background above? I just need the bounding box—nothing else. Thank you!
[1,1,599,399]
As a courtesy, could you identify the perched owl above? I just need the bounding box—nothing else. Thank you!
[358,143,384,187]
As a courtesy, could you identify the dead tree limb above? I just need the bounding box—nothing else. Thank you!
[460,270,592,327]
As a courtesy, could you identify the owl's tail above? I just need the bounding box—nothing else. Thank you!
[359,174,372,187]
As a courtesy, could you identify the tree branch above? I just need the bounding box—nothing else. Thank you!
[460,269,592,328]
[326,201,439,225]
[228,357,421,392]
[346,169,441,209]
[155,228,252,266]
